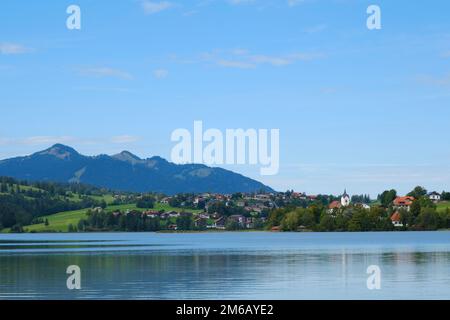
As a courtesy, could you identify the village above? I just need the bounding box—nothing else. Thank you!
[87,187,450,232]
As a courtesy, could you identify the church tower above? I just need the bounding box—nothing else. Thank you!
[341,189,350,207]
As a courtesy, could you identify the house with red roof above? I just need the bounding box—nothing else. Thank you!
[390,212,403,227]
[329,200,341,210]
[393,196,415,211]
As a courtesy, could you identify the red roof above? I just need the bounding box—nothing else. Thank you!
[329,200,341,209]
[391,212,401,222]
[393,196,415,206]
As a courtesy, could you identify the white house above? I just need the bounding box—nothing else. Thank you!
[428,191,441,203]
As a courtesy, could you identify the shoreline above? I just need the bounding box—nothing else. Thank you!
[2,229,449,235]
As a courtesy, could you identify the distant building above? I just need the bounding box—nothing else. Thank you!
[211,216,226,230]
[341,189,350,207]
[194,217,208,228]
[428,192,441,203]
[160,197,171,204]
[393,196,415,211]
[329,200,341,210]
[355,203,371,210]
[228,215,246,227]
[390,212,403,228]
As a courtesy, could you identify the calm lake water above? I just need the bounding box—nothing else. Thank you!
[0,231,449,300]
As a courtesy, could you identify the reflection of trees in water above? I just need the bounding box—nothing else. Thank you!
[1,244,449,299]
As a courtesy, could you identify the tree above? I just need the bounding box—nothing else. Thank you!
[225,219,241,231]
[136,196,155,209]
[379,189,397,207]
[348,209,372,231]
[281,211,300,231]
[11,224,24,233]
[77,219,87,232]
[176,216,194,231]
[417,208,439,230]
[44,219,49,226]
[300,210,316,229]
[267,208,289,227]
[318,214,335,231]
[441,192,450,201]
[410,201,421,218]
[408,186,427,199]
[335,213,350,231]
[399,208,413,228]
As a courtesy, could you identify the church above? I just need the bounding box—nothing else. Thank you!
[328,189,351,211]
[341,189,350,207]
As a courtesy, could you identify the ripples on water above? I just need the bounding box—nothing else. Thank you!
[0,232,449,300]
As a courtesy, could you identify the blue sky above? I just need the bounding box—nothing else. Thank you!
[1,0,450,197]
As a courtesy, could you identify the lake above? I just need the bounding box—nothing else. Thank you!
[0,231,449,300]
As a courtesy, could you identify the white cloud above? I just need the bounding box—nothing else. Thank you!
[0,137,11,146]
[231,48,249,55]
[142,1,174,14]
[111,135,140,144]
[0,135,141,148]
[441,51,450,58]
[217,59,255,69]
[153,68,169,78]
[303,24,327,34]
[417,73,450,87]
[203,49,325,69]
[21,136,75,146]
[0,43,31,55]
[287,0,304,7]
[78,67,133,80]
[228,0,255,4]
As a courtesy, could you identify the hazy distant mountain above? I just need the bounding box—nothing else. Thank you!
[0,144,274,194]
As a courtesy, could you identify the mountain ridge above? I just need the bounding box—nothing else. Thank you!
[0,144,274,195]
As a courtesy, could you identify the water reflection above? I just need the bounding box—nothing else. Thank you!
[0,232,449,300]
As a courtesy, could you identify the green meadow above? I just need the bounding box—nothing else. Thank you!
[437,201,450,212]
[18,202,202,233]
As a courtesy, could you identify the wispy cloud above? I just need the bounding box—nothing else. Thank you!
[441,51,450,58]
[153,68,169,78]
[142,1,175,14]
[228,0,255,5]
[417,73,450,87]
[202,49,325,69]
[217,59,255,69]
[111,135,141,144]
[78,67,133,80]
[0,43,32,55]
[303,24,327,34]
[73,86,132,93]
[287,0,305,7]
[20,136,76,146]
[0,135,140,148]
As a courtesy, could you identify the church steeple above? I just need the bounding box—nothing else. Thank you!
[341,189,350,207]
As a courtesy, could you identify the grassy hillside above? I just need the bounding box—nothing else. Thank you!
[437,201,450,212]
[0,177,122,232]
[18,203,202,233]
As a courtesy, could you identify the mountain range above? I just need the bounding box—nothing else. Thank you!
[0,144,274,194]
